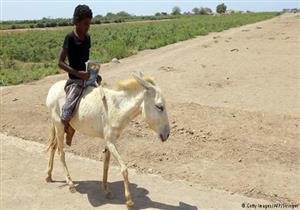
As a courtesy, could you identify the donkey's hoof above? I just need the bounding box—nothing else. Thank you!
[105,191,114,199]
[45,176,53,183]
[126,204,135,210]
[69,185,77,193]
[126,200,134,207]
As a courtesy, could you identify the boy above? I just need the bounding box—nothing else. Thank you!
[58,4,94,146]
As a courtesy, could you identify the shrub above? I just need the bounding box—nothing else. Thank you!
[36,23,45,28]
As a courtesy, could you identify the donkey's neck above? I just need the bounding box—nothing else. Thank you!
[111,89,144,129]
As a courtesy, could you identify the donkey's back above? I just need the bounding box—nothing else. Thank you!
[46,80,67,123]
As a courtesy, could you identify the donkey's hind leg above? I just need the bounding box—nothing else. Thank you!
[55,122,76,193]
[102,146,113,198]
[46,123,57,183]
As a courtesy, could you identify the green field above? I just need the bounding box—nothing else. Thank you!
[0,12,279,86]
[0,15,174,30]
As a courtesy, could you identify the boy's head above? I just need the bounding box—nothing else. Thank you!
[73,4,93,34]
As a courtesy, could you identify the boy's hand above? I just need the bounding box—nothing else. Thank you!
[77,71,90,80]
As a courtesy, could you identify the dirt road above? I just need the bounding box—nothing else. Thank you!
[1,13,299,207]
[1,133,273,210]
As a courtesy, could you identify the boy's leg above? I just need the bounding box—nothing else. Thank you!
[61,119,74,139]
[96,75,102,85]
[61,82,84,146]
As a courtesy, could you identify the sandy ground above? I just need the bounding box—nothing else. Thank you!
[1,13,300,208]
[1,133,273,210]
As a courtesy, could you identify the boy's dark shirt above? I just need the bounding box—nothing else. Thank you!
[62,31,91,79]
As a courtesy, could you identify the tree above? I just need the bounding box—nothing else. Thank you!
[155,12,168,16]
[172,6,181,15]
[204,7,213,15]
[199,7,207,15]
[216,3,227,14]
[94,15,103,18]
[192,7,200,15]
[106,12,115,17]
[199,7,213,15]
[117,11,130,17]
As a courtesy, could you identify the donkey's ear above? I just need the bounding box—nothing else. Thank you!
[132,72,155,91]
[139,71,144,78]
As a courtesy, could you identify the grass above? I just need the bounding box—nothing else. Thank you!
[0,12,279,86]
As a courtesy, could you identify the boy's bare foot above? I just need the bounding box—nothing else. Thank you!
[61,119,76,146]
[65,125,75,146]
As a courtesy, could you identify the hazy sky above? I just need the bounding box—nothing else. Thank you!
[1,0,299,21]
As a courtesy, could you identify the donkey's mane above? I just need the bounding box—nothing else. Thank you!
[113,76,155,91]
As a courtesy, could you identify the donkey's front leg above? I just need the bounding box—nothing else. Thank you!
[106,141,134,208]
[102,146,113,198]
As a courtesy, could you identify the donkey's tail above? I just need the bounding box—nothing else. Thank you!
[46,122,57,153]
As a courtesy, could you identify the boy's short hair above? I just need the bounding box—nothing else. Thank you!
[73,5,93,24]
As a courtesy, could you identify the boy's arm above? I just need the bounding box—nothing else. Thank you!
[58,48,89,80]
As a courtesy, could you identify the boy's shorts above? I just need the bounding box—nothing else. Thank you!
[61,79,85,122]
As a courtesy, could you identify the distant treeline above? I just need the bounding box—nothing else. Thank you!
[0,12,176,30]
[0,4,285,31]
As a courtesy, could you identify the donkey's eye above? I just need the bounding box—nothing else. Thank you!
[155,105,164,112]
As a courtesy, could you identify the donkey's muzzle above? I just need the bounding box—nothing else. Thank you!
[160,125,170,142]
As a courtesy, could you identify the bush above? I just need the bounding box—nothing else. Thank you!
[36,23,45,28]
[57,21,69,26]
[94,20,101,24]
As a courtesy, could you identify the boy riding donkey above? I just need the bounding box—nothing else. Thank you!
[58,5,101,146]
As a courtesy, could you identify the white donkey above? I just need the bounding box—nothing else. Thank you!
[45,72,170,208]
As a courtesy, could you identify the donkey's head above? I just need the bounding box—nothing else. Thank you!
[132,72,170,142]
